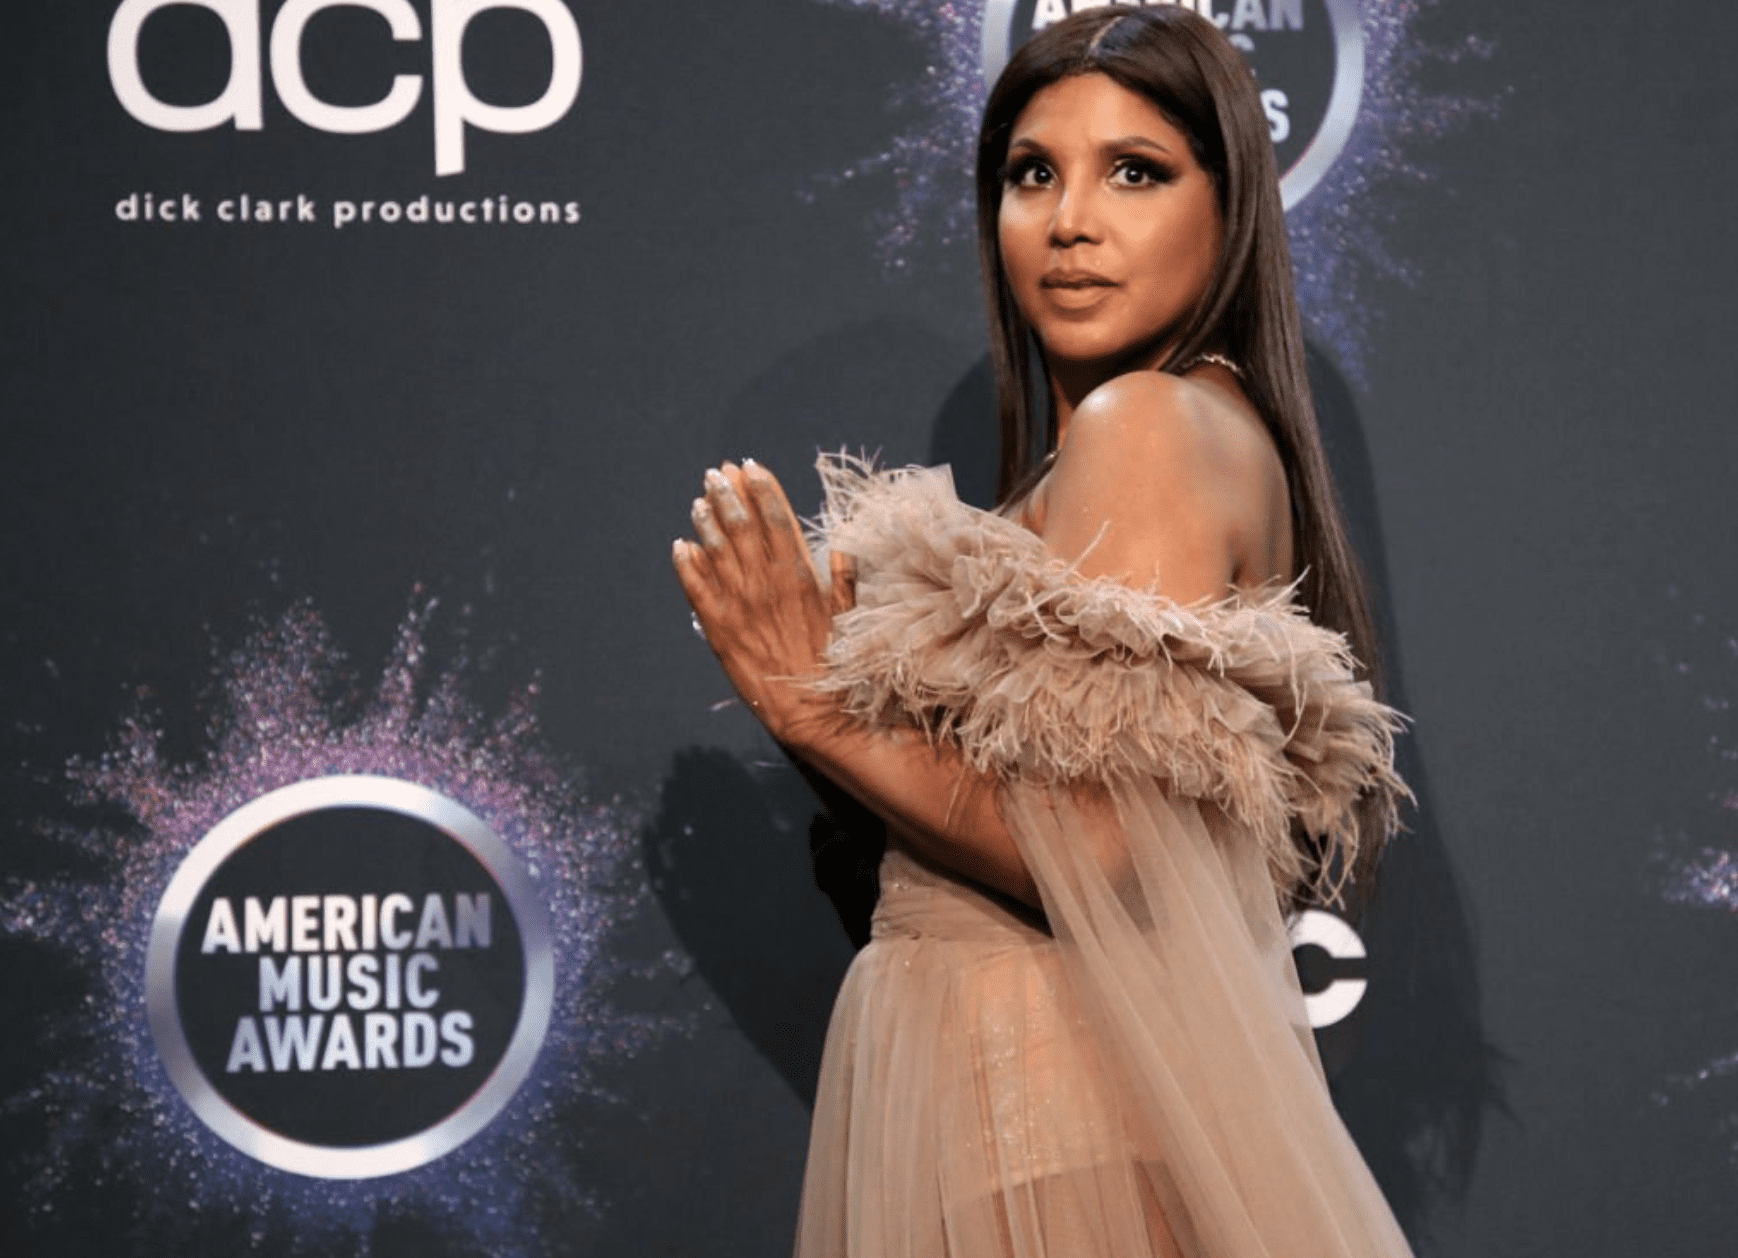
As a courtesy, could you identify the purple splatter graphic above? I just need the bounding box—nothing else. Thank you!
[1661,847,1738,913]
[809,0,1499,379]
[1647,592,1738,1117]
[0,598,667,1255]
[1286,0,1498,381]
[1651,596,1738,911]
[803,0,985,267]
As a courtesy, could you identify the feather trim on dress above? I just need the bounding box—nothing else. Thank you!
[807,454,1410,901]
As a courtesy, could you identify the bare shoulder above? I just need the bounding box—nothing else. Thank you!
[1058,372,1276,496]
[1044,371,1288,600]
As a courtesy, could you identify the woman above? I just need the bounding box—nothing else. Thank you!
[674,7,1414,1255]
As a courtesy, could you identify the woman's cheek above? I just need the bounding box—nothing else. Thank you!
[999,208,1044,288]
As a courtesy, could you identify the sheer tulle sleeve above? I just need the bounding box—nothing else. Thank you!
[804,457,1415,1257]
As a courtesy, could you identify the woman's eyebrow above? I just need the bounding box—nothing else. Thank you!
[1102,133,1172,155]
[1007,133,1174,158]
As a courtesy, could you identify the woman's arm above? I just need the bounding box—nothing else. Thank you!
[670,377,1274,908]
[672,459,1042,906]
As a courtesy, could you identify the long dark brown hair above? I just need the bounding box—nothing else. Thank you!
[978,5,1392,898]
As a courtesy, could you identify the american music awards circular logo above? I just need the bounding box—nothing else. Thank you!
[145,776,554,1178]
[980,0,1363,209]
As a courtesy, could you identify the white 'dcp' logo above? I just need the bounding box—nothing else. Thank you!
[107,0,582,175]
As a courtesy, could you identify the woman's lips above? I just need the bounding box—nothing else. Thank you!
[1040,272,1117,309]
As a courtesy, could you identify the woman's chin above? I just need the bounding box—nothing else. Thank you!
[1041,337,1166,382]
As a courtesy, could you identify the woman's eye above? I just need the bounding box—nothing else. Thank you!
[1006,159,1053,188]
[1112,159,1172,187]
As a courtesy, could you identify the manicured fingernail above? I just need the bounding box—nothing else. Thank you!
[705,474,747,523]
[704,468,728,491]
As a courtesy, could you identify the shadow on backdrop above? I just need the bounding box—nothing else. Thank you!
[646,343,1504,1246]
[642,748,856,1107]
[704,317,967,518]
[1304,343,1509,1242]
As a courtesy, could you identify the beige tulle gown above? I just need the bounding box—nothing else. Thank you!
[793,459,1417,1258]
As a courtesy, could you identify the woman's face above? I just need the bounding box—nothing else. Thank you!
[998,72,1222,373]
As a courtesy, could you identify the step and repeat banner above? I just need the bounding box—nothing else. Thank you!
[3,2,1734,1255]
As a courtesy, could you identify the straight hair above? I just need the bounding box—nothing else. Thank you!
[976,5,1392,900]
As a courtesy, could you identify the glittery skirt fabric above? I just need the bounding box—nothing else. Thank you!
[792,460,1415,1257]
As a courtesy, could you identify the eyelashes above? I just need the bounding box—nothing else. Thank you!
[999,154,1179,189]
[1000,156,1051,188]
[1112,157,1178,186]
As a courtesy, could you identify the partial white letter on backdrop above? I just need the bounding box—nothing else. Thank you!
[108,0,263,131]
[431,0,582,176]
[270,0,425,134]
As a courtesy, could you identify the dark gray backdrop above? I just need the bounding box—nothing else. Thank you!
[2,1,1734,1254]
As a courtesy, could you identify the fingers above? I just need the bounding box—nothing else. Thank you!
[675,461,838,741]
[689,495,726,552]
[689,492,741,589]
[674,534,774,718]
[703,464,762,567]
[671,538,720,622]
[704,465,750,527]
[682,460,829,641]
[741,459,812,574]
[701,461,824,599]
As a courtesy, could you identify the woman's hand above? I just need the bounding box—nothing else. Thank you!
[676,461,1035,907]
[672,460,854,749]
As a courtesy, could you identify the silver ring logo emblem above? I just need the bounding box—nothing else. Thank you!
[145,776,554,1179]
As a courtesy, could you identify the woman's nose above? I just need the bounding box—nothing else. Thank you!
[1049,181,1101,247]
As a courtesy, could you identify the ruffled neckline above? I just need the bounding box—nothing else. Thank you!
[807,455,1409,899]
